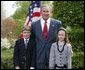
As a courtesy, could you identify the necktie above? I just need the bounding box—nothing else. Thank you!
[42,20,48,40]
[25,39,28,48]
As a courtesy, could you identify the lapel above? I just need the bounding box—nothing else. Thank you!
[47,19,55,41]
[21,38,30,49]
[38,20,43,37]
[20,38,26,49]
[36,20,46,42]
[27,38,31,48]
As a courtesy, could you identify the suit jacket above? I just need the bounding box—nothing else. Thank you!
[13,38,36,69]
[31,18,62,68]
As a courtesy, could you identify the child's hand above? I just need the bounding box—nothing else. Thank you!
[30,67,35,69]
[15,66,20,69]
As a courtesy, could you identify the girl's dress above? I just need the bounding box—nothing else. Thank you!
[49,42,73,69]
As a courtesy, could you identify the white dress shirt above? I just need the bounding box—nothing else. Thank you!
[24,38,29,45]
[40,18,51,31]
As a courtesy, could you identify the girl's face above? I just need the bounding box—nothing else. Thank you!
[57,30,65,42]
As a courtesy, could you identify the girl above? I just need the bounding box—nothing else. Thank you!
[49,27,73,69]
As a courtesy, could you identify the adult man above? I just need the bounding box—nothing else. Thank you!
[31,5,62,69]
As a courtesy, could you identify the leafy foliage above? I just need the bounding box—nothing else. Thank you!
[72,52,84,69]
[12,1,31,20]
[11,1,31,37]
[52,1,84,28]
[15,19,24,38]
[52,1,84,52]
[68,27,84,52]
[1,48,14,69]
[1,17,18,38]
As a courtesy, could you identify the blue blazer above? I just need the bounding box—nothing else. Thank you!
[31,18,62,68]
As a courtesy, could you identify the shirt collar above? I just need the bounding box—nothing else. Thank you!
[24,38,30,42]
[41,18,50,23]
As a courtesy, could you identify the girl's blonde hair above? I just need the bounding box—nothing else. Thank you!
[56,27,69,43]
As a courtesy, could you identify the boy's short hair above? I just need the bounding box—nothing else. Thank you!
[22,25,31,32]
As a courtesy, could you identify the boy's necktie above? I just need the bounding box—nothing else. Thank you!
[25,39,28,49]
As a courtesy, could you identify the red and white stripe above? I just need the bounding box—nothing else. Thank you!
[24,7,41,26]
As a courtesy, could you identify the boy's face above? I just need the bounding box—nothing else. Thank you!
[58,30,65,42]
[23,30,31,39]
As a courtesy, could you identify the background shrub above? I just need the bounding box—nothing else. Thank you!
[1,48,14,69]
[72,52,84,69]
[52,1,84,52]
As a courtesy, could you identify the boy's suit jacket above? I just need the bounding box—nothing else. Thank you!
[13,38,36,69]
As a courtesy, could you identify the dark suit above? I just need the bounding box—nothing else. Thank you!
[13,38,36,69]
[31,18,62,69]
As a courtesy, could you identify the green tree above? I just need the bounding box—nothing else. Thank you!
[52,1,84,28]
[52,1,84,51]
[12,1,31,37]
[12,1,31,20]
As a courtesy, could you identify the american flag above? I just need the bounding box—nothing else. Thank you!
[24,1,41,26]
[20,1,41,38]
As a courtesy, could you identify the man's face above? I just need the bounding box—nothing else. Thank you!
[41,6,50,20]
[23,30,31,39]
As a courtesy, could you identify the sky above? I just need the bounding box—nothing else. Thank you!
[2,1,18,18]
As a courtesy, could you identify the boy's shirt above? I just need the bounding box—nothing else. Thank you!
[24,38,30,45]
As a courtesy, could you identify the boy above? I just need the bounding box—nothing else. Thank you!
[13,26,36,69]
